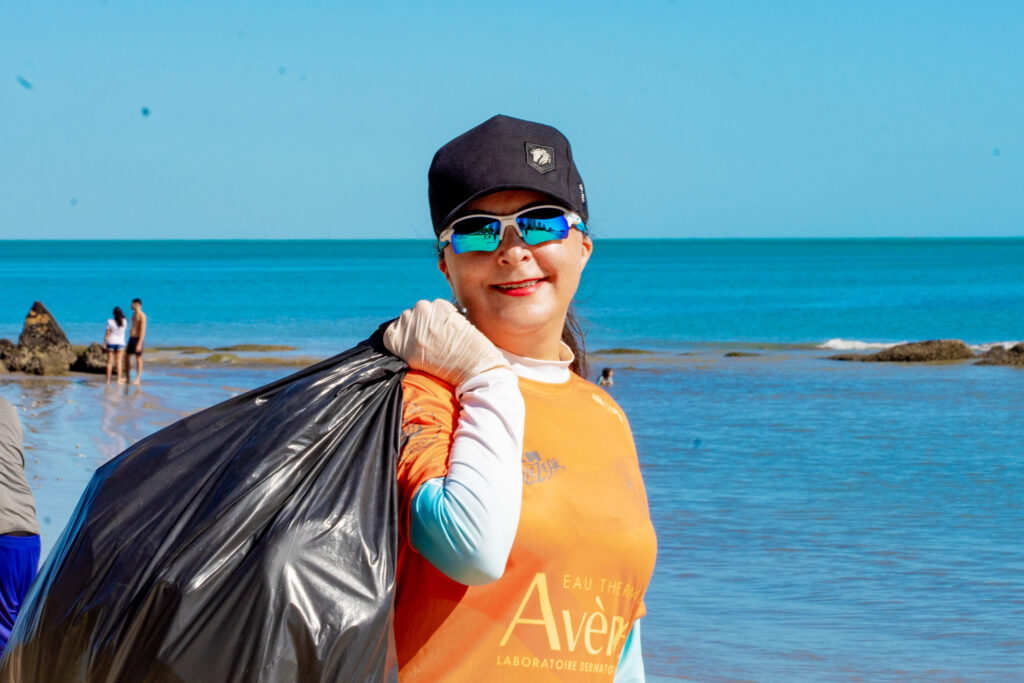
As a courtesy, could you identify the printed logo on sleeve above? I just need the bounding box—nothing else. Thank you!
[522,451,565,485]
[590,392,626,424]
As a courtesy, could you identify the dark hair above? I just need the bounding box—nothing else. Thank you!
[601,367,612,378]
[562,306,588,378]
[132,298,142,305]
[113,307,126,327]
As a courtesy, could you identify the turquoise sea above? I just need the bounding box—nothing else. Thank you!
[1,239,1023,681]
[2,239,1023,352]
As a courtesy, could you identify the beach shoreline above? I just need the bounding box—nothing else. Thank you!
[3,338,1023,680]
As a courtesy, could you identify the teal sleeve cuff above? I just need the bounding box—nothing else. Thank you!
[614,619,645,683]
[410,477,507,585]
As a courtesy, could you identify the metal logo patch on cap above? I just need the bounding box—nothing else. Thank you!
[525,143,556,174]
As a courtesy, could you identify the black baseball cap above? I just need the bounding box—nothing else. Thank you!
[428,115,588,235]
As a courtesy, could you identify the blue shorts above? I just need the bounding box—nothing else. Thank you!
[0,534,40,655]
[106,344,124,351]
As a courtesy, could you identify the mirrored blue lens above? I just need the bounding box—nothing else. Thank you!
[516,208,572,246]
[450,217,501,254]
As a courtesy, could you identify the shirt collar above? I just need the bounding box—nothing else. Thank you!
[499,342,574,384]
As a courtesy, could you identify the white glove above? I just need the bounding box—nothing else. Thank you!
[383,299,510,387]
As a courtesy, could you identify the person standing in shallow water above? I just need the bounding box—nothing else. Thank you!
[104,307,128,385]
[598,367,615,386]
[384,115,657,681]
[125,298,147,385]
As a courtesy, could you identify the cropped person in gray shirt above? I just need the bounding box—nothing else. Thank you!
[0,396,40,655]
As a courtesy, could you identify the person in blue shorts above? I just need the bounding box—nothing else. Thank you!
[104,306,129,385]
[0,396,40,655]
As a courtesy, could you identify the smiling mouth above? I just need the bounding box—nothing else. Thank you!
[492,278,545,295]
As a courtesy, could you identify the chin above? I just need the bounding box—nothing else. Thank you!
[493,294,556,321]
[480,305,563,345]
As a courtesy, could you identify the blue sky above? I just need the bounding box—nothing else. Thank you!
[2,1,1021,239]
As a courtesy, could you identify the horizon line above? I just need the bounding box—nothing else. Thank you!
[2,236,1023,242]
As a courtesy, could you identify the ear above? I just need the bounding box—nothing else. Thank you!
[438,254,452,286]
[579,235,593,271]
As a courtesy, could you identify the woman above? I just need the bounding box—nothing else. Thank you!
[103,306,128,385]
[385,115,657,681]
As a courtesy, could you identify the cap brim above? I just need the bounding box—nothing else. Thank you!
[438,185,579,233]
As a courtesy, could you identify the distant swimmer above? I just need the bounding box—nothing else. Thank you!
[125,298,147,385]
[598,367,614,386]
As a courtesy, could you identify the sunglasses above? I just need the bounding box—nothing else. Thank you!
[438,205,587,254]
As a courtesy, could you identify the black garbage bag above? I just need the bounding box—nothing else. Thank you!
[1,332,406,682]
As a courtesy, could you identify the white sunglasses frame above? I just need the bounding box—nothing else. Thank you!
[437,205,586,253]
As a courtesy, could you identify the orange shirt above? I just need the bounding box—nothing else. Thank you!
[395,370,658,681]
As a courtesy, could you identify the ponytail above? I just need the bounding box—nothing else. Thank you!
[561,305,588,378]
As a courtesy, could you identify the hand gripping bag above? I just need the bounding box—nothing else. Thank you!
[1,332,405,682]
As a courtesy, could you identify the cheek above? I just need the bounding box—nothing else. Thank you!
[442,254,483,300]
[550,251,585,290]
[558,265,584,300]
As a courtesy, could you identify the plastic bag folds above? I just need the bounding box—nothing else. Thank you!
[1,332,405,682]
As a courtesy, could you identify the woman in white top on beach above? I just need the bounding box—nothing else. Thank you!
[104,307,128,385]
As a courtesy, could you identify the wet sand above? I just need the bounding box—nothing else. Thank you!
[3,344,1005,562]
[0,364,289,557]
[0,347,816,560]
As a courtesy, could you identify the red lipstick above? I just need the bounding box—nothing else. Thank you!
[491,278,544,296]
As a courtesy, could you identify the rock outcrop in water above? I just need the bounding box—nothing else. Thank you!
[829,340,975,363]
[0,339,14,373]
[71,343,108,374]
[975,343,1024,367]
[1,302,76,375]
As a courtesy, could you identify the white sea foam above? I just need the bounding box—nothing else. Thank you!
[819,338,907,351]
[820,338,1022,353]
[970,341,1022,353]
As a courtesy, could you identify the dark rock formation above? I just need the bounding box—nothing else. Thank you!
[874,340,974,362]
[72,343,108,374]
[724,351,760,358]
[975,343,1024,367]
[204,353,241,364]
[0,339,14,371]
[827,352,868,362]
[829,340,975,363]
[6,302,76,375]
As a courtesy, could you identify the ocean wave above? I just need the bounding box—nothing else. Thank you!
[819,338,907,351]
[820,338,1022,353]
[969,341,1022,352]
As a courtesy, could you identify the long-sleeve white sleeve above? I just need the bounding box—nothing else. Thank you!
[409,367,524,585]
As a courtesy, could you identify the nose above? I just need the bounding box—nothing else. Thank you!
[496,221,531,265]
